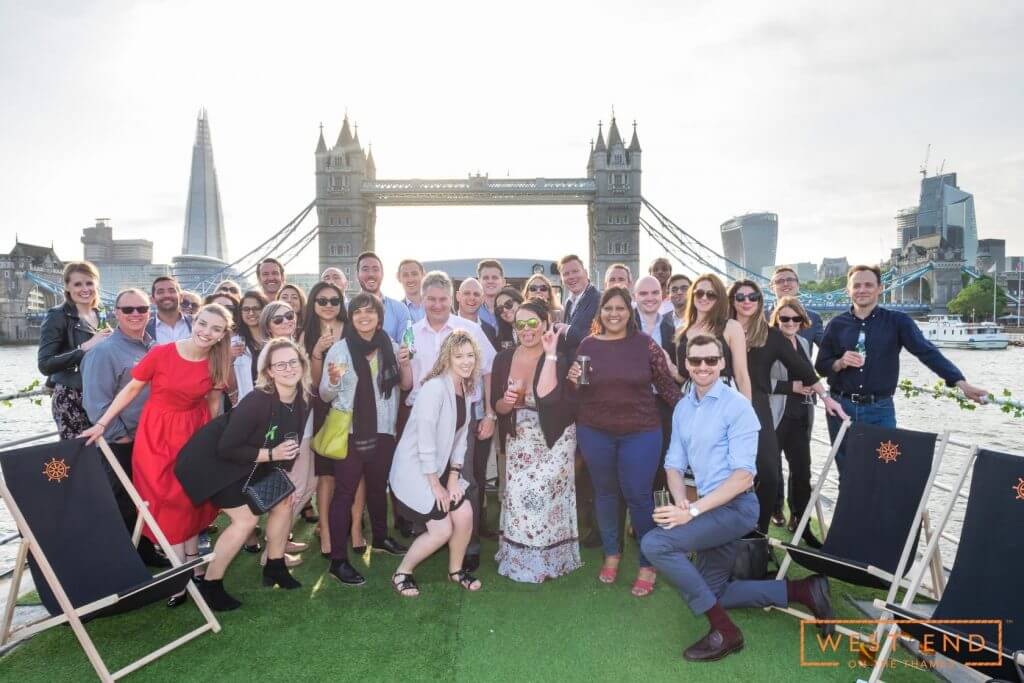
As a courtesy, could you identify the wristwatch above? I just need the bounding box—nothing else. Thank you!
[689,504,701,517]
[485,413,497,421]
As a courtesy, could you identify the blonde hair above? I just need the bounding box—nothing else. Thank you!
[194,303,233,388]
[422,330,481,396]
[62,261,101,308]
[255,337,312,400]
[522,273,561,312]
[727,279,769,349]
[769,296,812,331]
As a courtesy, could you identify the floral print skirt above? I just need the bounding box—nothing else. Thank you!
[51,384,91,440]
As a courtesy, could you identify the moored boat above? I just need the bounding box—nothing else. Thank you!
[920,315,1009,350]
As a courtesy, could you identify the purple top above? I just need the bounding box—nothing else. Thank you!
[576,332,681,435]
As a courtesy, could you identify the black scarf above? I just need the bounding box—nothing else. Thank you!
[344,328,400,454]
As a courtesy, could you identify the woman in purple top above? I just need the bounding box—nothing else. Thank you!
[568,287,681,598]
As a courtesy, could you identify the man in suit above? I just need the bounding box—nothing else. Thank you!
[768,266,823,349]
[553,254,599,361]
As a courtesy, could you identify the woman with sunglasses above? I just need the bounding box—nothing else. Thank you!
[180,291,202,316]
[767,296,824,546]
[522,274,563,325]
[491,300,580,583]
[233,290,268,403]
[494,287,524,349]
[300,282,349,555]
[567,287,681,597]
[215,280,242,297]
[728,280,846,534]
[673,274,751,400]
[277,284,307,336]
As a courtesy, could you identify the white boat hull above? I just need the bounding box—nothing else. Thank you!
[931,339,1009,350]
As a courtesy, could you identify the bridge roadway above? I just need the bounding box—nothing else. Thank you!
[360,177,596,205]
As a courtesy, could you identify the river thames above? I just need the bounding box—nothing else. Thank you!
[2,343,1022,572]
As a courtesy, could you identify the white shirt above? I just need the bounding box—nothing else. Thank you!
[154,315,191,345]
[407,314,496,406]
[659,299,674,315]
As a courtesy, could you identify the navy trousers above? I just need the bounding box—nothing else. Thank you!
[641,492,788,615]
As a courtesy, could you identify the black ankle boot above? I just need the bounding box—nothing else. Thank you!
[262,557,302,590]
[197,577,242,611]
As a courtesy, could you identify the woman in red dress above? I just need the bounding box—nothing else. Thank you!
[83,303,233,603]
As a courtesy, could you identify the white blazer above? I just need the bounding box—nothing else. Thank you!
[389,374,470,514]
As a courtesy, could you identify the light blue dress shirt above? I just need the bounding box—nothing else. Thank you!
[665,379,760,496]
[478,302,497,329]
[381,296,412,343]
[404,298,426,323]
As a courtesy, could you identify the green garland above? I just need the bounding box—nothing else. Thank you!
[898,379,1023,418]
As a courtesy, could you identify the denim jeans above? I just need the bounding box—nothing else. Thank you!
[576,425,662,568]
[826,396,897,475]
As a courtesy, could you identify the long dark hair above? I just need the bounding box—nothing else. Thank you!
[675,273,730,346]
[592,286,638,336]
[238,289,268,353]
[495,286,524,343]
[301,282,346,359]
[727,279,768,349]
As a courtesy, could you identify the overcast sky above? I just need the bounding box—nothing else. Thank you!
[1,1,1021,296]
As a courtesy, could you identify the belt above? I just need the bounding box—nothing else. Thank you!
[831,391,892,405]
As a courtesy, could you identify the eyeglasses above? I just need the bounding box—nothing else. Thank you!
[777,315,804,323]
[733,292,762,303]
[497,300,517,311]
[514,318,542,331]
[315,296,342,307]
[241,305,263,314]
[270,311,296,325]
[669,285,689,294]
[270,358,301,371]
[772,277,798,286]
[527,284,550,293]
[180,302,198,311]
[686,356,722,366]
[218,285,240,294]
[117,306,149,315]
[693,289,718,301]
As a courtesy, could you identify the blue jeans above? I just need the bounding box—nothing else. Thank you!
[576,425,662,568]
[826,395,897,474]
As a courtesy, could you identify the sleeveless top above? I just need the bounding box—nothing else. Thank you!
[676,331,735,386]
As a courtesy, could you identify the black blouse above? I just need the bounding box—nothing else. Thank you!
[219,389,307,472]
[748,327,818,404]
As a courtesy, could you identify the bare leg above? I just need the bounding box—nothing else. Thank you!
[206,507,259,580]
[446,504,474,574]
[317,475,335,554]
[266,499,293,559]
[183,535,202,576]
[396,517,453,576]
[350,477,367,547]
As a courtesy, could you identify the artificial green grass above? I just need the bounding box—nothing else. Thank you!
[1,509,937,682]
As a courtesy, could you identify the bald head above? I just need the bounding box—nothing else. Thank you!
[634,275,663,315]
[321,267,347,291]
[457,278,484,319]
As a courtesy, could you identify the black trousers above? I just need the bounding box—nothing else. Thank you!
[465,417,491,556]
[774,415,812,521]
[104,441,138,531]
[328,435,395,560]
[752,399,781,534]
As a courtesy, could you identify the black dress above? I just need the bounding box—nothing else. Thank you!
[746,327,818,533]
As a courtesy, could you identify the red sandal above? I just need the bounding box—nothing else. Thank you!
[631,569,656,597]
[598,555,621,584]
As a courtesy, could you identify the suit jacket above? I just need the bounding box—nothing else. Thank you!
[389,374,470,514]
[144,314,193,341]
[659,316,678,365]
[558,283,600,358]
[769,334,815,432]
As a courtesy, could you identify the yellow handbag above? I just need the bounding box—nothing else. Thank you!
[311,408,352,459]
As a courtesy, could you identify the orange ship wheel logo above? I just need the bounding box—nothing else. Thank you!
[42,458,70,483]
[1014,477,1024,501]
[876,440,900,464]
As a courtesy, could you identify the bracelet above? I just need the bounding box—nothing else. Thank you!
[545,355,557,362]
[95,421,107,429]
[268,448,273,462]
[313,354,324,360]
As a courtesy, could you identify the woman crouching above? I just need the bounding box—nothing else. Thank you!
[388,330,482,597]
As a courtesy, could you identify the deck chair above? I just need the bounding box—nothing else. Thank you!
[867,447,1024,682]
[0,437,220,681]
[768,421,948,642]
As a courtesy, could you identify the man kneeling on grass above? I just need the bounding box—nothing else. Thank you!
[640,334,834,662]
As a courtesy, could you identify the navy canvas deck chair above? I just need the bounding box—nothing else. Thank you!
[768,422,949,641]
[0,437,220,682]
[867,447,1024,682]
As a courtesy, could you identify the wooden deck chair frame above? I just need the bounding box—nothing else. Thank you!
[866,446,1024,682]
[765,421,951,645]
[0,437,221,682]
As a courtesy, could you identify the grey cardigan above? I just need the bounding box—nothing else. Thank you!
[388,374,470,514]
[769,334,815,430]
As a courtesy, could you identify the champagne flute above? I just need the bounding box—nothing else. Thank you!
[654,489,673,528]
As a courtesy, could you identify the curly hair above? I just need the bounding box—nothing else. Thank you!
[422,330,482,396]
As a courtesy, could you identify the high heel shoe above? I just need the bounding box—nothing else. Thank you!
[262,557,302,590]
[167,590,189,608]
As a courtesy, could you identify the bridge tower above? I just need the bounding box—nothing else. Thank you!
[587,117,642,285]
[315,115,375,289]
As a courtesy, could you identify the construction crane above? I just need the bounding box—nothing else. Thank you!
[919,143,931,179]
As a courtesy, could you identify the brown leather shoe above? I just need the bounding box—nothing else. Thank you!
[804,575,835,635]
[682,628,744,662]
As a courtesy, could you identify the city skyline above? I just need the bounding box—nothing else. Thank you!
[1,1,1022,292]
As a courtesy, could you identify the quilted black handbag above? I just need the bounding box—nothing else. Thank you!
[241,401,296,514]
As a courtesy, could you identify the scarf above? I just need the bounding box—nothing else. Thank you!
[344,328,400,454]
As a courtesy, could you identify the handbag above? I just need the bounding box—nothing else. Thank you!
[311,407,352,459]
[731,531,772,580]
[241,401,296,514]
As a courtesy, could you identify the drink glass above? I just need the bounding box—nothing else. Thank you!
[501,341,515,351]
[654,489,673,528]
[507,378,525,408]
[283,432,299,450]
[576,355,591,385]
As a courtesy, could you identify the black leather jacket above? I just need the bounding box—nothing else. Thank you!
[37,302,100,390]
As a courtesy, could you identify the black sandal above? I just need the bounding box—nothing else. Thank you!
[391,572,419,597]
[242,526,263,554]
[448,569,482,592]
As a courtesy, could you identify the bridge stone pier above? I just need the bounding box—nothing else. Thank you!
[893,234,964,312]
[314,114,642,286]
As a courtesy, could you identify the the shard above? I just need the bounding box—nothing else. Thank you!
[181,109,228,260]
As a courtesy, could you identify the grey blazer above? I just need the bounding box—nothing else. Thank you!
[769,334,815,431]
[388,374,470,514]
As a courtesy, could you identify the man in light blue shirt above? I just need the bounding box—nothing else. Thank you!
[356,251,411,343]
[397,258,426,323]
[641,335,834,663]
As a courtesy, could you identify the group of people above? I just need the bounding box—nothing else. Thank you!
[37,250,988,662]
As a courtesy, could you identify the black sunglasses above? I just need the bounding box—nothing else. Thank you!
[693,289,718,301]
[315,296,342,307]
[527,284,550,293]
[117,306,149,315]
[777,315,804,323]
[497,300,517,311]
[180,301,198,309]
[686,356,722,366]
[270,311,296,325]
[733,292,761,303]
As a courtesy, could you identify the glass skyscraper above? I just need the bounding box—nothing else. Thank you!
[913,173,978,264]
[720,212,778,280]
